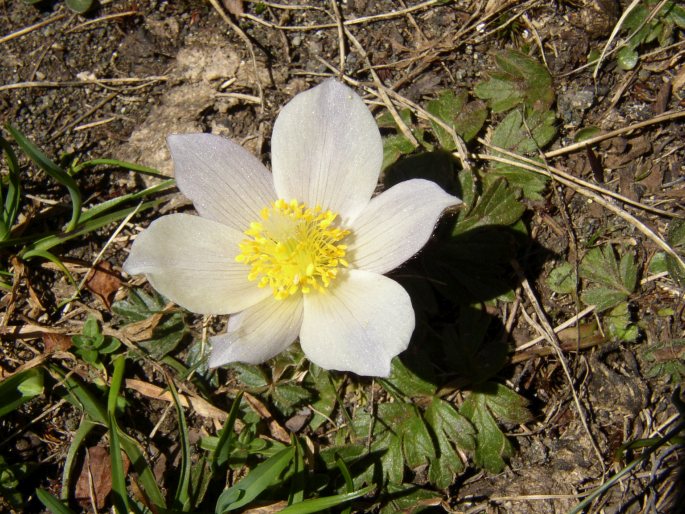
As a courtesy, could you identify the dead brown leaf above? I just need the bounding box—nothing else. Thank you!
[42,332,72,353]
[121,312,164,342]
[85,261,122,309]
[74,445,130,509]
[244,392,290,443]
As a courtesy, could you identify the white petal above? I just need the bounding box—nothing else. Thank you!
[208,295,303,367]
[347,179,461,274]
[300,270,414,377]
[168,133,277,232]
[123,214,269,315]
[271,80,382,223]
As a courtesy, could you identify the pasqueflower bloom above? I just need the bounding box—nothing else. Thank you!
[123,80,460,376]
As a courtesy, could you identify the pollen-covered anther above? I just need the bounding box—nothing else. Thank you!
[236,200,350,299]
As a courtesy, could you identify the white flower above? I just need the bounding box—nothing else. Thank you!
[123,80,461,377]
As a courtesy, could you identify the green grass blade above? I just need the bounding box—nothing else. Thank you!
[6,124,82,232]
[288,436,305,505]
[335,455,355,514]
[118,430,167,509]
[215,445,295,513]
[107,356,132,514]
[278,485,374,514]
[211,391,243,473]
[21,248,76,287]
[48,364,107,425]
[11,198,163,254]
[78,179,174,223]
[0,368,44,418]
[60,420,97,500]
[36,488,78,514]
[72,158,168,179]
[166,375,192,511]
[0,134,22,240]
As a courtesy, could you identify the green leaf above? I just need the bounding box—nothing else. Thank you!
[402,415,435,468]
[547,262,577,294]
[617,46,639,70]
[580,246,637,311]
[65,0,93,13]
[643,339,685,382]
[6,124,81,232]
[382,134,415,170]
[460,382,530,473]
[386,358,436,398]
[491,109,557,154]
[279,485,374,514]
[0,368,44,418]
[215,445,295,512]
[232,363,270,390]
[307,367,337,431]
[427,91,488,148]
[453,178,526,235]
[605,302,639,342]
[380,484,442,514]
[474,50,554,112]
[272,383,310,413]
[574,126,602,142]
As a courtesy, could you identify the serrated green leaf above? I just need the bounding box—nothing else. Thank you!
[427,90,467,150]
[581,287,629,312]
[547,261,577,294]
[382,134,415,170]
[605,302,639,342]
[402,415,435,468]
[425,398,475,452]
[386,358,436,398]
[380,484,442,514]
[453,178,525,235]
[460,389,513,473]
[272,383,310,413]
[491,109,557,154]
[479,382,531,424]
[580,246,637,311]
[474,50,554,112]
[232,363,270,390]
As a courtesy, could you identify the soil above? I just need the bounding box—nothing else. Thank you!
[1,0,684,513]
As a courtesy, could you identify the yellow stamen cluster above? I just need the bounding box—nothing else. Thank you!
[236,199,350,300]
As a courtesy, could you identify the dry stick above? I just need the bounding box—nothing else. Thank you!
[544,110,685,158]
[479,152,685,273]
[344,28,419,147]
[0,76,169,92]
[593,0,641,81]
[240,0,442,31]
[207,0,265,110]
[479,138,680,218]
[329,0,347,75]
[512,260,606,474]
[66,10,140,33]
[50,91,119,141]
[0,12,68,45]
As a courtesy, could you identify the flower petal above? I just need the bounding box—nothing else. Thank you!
[168,133,277,231]
[300,270,414,376]
[271,79,382,222]
[208,295,303,367]
[123,213,269,314]
[347,179,461,274]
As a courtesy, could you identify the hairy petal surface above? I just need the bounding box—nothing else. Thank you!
[347,179,461,274]
[168,134,277,232]
[123,214,269,315]
[208,296,303,367]
[300,270,414,376]
[271,80,382,223]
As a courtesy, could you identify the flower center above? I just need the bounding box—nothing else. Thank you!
[236,199,350,300]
